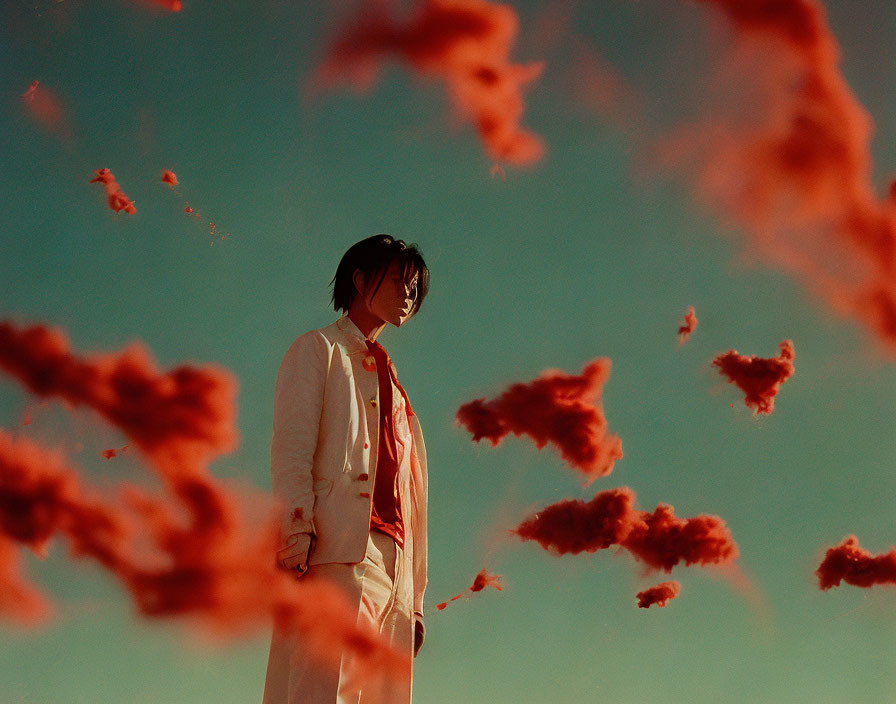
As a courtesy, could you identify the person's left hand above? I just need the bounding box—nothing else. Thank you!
[413,618,425,657]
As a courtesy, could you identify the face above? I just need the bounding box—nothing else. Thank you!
[360,260,419,327]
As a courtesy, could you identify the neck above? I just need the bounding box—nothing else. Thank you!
[347,306,387,342]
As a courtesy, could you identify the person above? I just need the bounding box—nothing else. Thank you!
[263,234,430,704]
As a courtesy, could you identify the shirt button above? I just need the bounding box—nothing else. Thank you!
[370,400,377,407]
[359,492,370,498]
[358,473,369,481]
[363,442,369,449]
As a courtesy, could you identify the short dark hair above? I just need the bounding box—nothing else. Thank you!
[330,234,430,316]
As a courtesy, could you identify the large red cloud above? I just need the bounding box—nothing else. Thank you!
[0,320,236,471]
[653,0,896,351]
[513,486,738,572]
[456,359,623,484]
[816,535,896,590]
[712,339,795,415]
[20,81,71,138]
[312,0,544,166]
[0,320,409,681]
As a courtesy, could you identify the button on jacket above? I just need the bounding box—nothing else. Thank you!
[270,315,428,619]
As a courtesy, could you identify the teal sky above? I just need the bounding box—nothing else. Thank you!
[2,1,896,702]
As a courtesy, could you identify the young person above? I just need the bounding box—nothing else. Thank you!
[263,234,430,704]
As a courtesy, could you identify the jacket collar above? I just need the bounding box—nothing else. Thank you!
[335,315,371,354]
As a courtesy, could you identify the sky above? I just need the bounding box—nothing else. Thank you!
[2,0,896,702]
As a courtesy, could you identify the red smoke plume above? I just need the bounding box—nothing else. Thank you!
[513,486,738,571]
[0,320,408,680]
[678,306,698,345]
[89,169,136,215]
[712,339,795,415]
[313,0,544,166]
[636,580,681,608]
[436,568,503,610]
[656,0,896,351]
[816,535,896,590]
[456,359,623,484]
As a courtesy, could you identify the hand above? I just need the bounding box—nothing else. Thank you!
[277,532,312,575]
[413,617,425,657]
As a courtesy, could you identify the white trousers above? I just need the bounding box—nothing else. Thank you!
[263,531,415,704]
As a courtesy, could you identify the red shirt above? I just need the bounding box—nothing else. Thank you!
[364,339,407,548]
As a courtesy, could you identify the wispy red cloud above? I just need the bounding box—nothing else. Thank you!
[436,568,503,610]
[21,80,71,139]
[312,0,545,166]
[89,169,136,215]
[651,0,896,351]
[513,486,738,572]
[456,359,622,484]
[636,580,681,608]
[712,340,795,415]
[816,535,896,590]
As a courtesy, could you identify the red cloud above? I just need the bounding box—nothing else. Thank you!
[513,486,738,572]
[0,320,409,682]
[0,320,236,470]
[636,581,681,609]
[161,169,179,188]
[816,535,896,590]
[456,359,623,484]
[313,0,544,166]
[712,340,795,415]
[436,568,503,610]
[654,0,896,351]
[89,169,136,215]
[20,80,70,138]
[677,306,698,345]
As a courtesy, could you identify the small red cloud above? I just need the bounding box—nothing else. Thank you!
[436,568,503,610]
[21,80,70,138]
[636,581,681,609]
[101,444,129,460]
[89,169,136,215]
[313,0,545,166]
[816,535,896,590]
[456,358,623,484]
[489,163,506,181]
[161,169,179,188]
[677,306,698,345]
[712,340,795,415]
[513,486,738,572]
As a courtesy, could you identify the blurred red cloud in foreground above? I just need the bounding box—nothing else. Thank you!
[89,169,136,215]
[816,535,896,590]
[636,581,681,609]
[436,568,503,610]
[678,306,698,345]
[712,339,795,415]
[313,0,544,166]
[514,486,738,572]
[0,320,408,681]
[456,358,622,484]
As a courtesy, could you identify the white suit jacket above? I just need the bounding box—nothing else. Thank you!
[270,315,428,619]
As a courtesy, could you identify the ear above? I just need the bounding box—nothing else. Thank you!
[352,269,365,296]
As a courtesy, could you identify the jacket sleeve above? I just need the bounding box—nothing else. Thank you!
[270,331,330,545]
[410,415,428,620]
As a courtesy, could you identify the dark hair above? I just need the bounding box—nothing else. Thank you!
[330,234,430,316]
